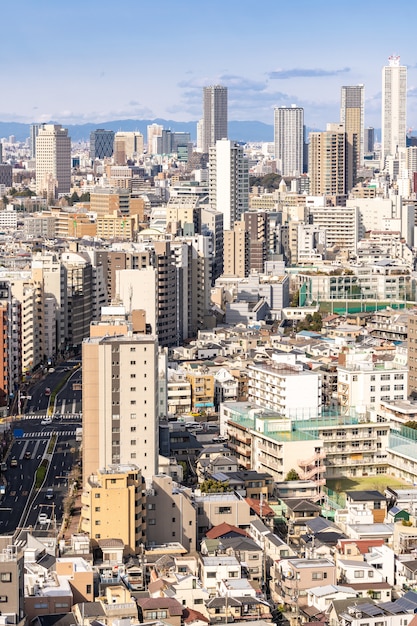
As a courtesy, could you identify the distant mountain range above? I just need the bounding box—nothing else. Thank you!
[0,119,277,144]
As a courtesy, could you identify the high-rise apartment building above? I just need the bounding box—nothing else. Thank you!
[90,129,115,160]
[309,124,357,196]
[274,105,304,176]
[35,124,71,198]
[382,55,407,159]
[82,328,158,483]
[209,139,249,230]
[202,85,228,153]
[341,85,364,166]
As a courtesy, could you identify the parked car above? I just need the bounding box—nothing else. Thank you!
[45,487,54,500]
[38,513,48,524]
[24,451,32,460]
[10,458,18,467]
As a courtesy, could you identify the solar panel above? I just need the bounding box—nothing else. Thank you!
[357,604,384,616]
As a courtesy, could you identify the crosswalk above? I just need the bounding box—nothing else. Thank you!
[18,413,82,420]
[21,430,77,438]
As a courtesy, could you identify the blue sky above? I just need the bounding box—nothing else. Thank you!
[2,0,417,130]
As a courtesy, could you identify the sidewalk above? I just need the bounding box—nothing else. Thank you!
[60,488,82,540]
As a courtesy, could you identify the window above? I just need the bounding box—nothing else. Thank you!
[354,570,364,578]
[55,604,69,609]
[0,596,7,603]
[0,572,11,582]
[34,603,48,609]
[130,347,136,352]
[86,585,92,594]
[217,506,231,514]
[131,427,136,432]
[95,507,100,512]
[131,400,136,405]
[131,373,136,378]
[131,413,136,419]
[130,387,136,392]
[312,572,323,580]
[228,571,238,578]
[148,519,156,525]
[172,517,176,522]
[195,598,203,604]
[95,493,100,498]
[95,520,101,525]
[207,572,216,578]
[131,440,136,445]
[95,534,101,539]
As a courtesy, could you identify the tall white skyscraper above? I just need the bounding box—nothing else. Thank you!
[382,55,407,159]
[209,139,248,230]
[35,124,71,198]
[202,85,228,153]
[341,85,364,166]
[274,105,304,176]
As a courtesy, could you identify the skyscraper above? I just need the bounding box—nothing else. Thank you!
[209,139,249,230]
[90,128,115,160]
[382,55,407,159]
[35,124,71,197]
[202,85,228,153]
[274,105,304,176]
[341,85,364,166]
[29,123,42,159]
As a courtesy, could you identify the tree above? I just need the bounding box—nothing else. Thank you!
[404,421,417,430]
[285,469,300,481]
[200,478,231,493]
[290,290,299,307]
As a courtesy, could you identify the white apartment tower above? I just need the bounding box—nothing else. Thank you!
[35,124,71,198]
[202,85,228,153]
[274,105,304,176]
[382,56,407,159]
[209,139,249,231]
[82,332,159,484]
[341,85,364,166]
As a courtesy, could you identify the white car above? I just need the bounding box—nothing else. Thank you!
[38,513,48,524]
[41,418,52,425]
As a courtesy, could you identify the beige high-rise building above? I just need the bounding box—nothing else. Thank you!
[113,132,144,164]
[147,123,163,153]
[35,124,71,198]
[309,124,357,196]
[80,464,145,553]
[341,85,364,166]
[82,327,158,483]
[223,221,249,277]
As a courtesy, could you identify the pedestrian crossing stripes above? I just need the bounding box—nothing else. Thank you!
[17,414,81,420]
[21,430,76,438]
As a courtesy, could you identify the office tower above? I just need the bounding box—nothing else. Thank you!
[274,105,304,176]
[82,329,158,483]
[209,139,249,230]
[29,123,42,158]
[382,55,407,159]
[309,124,357,196]
[35,124,71,197]
[0,143,2,163]
[196,119,204,152]
[113,132,144,164]
[364,127,375,153]
[61,252,93,347]
[341,85,364,165]
[147,123,163,153]
[202,85,228,153]
[0,165,12,187]
[90,129,115,160]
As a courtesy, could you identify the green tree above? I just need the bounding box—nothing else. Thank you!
[285,469,300,481]
[200,478,231,493]
[405,421,417,430]
[290,290,299,307]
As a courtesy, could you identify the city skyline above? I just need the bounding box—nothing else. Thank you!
[2,0,417,130]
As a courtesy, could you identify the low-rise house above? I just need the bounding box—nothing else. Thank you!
[205,596,272,624]
[345,491,387,523]
[195,493,257,540]
[282,498,322,541]
[307,584,357,613]
[199,555,241,594]
[337,559,384,586]
[136,597,184,626]
[271,557,336,605]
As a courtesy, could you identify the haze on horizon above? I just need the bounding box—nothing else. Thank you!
[2,0,417,131]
